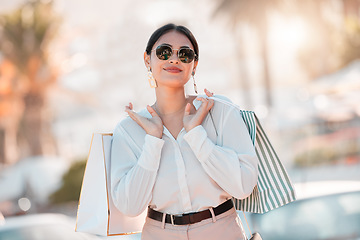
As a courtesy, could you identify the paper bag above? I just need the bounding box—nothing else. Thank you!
[75,133,146,236]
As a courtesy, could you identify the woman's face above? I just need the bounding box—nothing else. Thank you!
[144,31,198,90]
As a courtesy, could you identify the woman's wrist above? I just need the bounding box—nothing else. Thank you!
[184,124,195,133]
[146,129,163,139]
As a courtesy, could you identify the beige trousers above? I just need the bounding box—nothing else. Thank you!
[141,208,246,240]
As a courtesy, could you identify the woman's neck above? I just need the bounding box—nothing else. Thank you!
[154,87,187,116]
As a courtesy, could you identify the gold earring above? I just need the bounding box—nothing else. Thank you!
[192,72,198,94]
[148,67,157,88]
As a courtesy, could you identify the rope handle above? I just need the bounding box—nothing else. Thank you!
[242,211,252,237]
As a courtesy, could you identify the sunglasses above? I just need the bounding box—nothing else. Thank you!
[153,44,197,63]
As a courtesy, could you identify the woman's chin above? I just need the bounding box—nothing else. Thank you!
[158,77,189,87]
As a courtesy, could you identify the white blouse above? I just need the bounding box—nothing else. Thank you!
[110,95,259,217]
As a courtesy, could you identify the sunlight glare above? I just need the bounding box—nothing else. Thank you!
[269,16,308,51]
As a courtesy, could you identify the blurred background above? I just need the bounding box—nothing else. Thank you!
[0,0,359,239]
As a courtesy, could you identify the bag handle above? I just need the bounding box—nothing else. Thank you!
[242,211,253,237]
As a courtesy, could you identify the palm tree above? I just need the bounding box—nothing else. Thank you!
[338,0,360,68]
[0,0,60,162]
[213,0,285,109]
[296,0,360,78]
[295,0,335,79]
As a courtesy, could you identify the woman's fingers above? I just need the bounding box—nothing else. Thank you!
[126,110,138,124]
[184,103,191,116]
[147,105,159,118]
[196,97,209,111]
[125,103,163,138]
[125,105,132,114]
[207,99,214,111]
[204,88,214,97]
[197,97,214,114]
[125,104,145,127]
[126,108,139,122]
[125,102,133,112]
[183,97,214,132]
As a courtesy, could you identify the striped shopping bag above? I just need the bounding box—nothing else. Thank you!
[209,97,296,214]
[233,110,296,213]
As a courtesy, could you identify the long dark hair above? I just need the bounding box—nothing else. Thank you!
[145,23,199,61]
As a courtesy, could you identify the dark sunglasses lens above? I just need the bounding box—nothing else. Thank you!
[179,48,195,63]
[156,45,172,60]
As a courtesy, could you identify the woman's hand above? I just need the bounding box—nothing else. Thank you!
[204,88,214,97]
[183,89,214,132]
[125,103,163,139]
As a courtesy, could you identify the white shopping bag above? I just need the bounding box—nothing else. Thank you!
[75,133,146,236]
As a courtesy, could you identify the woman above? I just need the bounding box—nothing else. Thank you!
[110,23,259,240]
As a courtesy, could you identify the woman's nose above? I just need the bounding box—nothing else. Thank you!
[169,59,179,64]
[168,50,179,64]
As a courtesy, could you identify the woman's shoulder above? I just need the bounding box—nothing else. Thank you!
[193,94,237,110]
[189,93,231,103]
[212,94,233,103]
[190,94,233,103]
[189,94,241,120]
[211,95,241,117]
[212,95,236,109]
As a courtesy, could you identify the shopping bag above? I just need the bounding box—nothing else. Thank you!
[209,97,296,214]
[234,110,296,213]
[75,133,146,236]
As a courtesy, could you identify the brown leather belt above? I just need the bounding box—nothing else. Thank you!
[147,199,234,225]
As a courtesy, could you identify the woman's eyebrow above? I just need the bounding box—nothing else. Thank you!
[159,43,172,47]
[158,43,191,49]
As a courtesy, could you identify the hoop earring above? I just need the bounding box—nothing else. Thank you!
[192,72,198,94]
[148,67,157,88]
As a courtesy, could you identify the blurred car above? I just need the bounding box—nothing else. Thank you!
[0,213,99,240]
[238,181,360,240]
[0,156,69,216]
[4,180,359,240]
